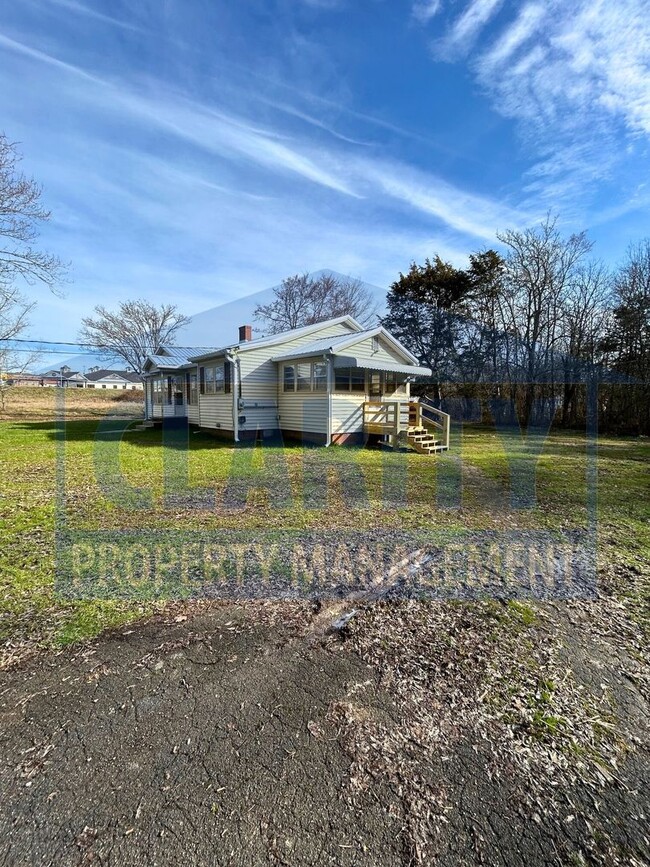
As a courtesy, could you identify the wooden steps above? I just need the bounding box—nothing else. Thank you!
[406,426,447,455]
[132,420,156,431]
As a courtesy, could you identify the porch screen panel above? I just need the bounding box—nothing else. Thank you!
[350,368,365,392]
[313,361,327,391]
[296,363,311,391]
[335,367,351,391]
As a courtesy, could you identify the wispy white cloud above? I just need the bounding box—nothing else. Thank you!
[0,14,536,343]
[356,160,532,240]
[44,0,141,32]
[0,32,103,82]
[1,30,531,235]
[479,3,545,70]
[436,0,504,57]
[434,0,650,212]
[412,0,443,25]
[0,33,360,197]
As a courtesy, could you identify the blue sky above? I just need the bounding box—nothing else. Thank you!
[2,0,650,343]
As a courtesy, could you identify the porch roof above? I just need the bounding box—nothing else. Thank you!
[332,356,432,377]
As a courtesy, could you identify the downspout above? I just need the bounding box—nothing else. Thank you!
[195,363,201,428]
[325,353,332,447]
[226,350,239,443]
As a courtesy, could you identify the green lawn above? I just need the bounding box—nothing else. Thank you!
[1,401,648,658]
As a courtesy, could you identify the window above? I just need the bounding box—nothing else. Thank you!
[372,335,380,353]
[350,369,365,392]
[284,360,333,392]
[283,364,295,392]
[204,366,215,394]
[335,366,351,391]
[214,363,225,393]
[313,361,327,391]
[188,373,197,405]
[334,367,367,393]
[369,372,381,397]
[296,363,312,391]
[199,361,230,395]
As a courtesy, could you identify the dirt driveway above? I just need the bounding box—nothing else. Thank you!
[0,600,648,867]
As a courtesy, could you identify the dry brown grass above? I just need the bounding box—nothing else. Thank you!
[0,386,144,421]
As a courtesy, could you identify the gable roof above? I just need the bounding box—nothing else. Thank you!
[271,326,424,368]
[187,316,363,363]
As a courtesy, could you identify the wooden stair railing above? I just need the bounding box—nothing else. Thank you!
[363,399,450,455]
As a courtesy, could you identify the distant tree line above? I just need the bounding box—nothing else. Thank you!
[383,216,650,435]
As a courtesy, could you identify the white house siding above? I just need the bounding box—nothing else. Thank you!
[331,394,366,435]
[187,404,200,424]
[198,394,232,431]
[236,321,357,437]
[345,335,409,365]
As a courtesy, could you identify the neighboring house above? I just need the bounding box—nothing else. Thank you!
[84,369,143,390]
[142,317,450,453]
[41,367,88,387]
[38,368,143,389]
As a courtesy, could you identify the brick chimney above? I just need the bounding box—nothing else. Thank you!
[238,324,253,342]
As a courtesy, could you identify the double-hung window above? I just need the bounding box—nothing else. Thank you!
[204,366,215,394]
[214,363,225,393]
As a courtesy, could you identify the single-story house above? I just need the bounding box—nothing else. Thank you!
[142,317,449,454]
[41,367,88,388]
[39,367,143,389]
[84,369,143,390]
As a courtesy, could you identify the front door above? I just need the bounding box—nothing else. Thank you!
[173,387,185,416]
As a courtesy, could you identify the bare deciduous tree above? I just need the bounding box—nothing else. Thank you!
[497,215,593,426]
[0,134,66,296]
[0,133,65,405]
[254,272,378,334]
[79,300,190,373]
